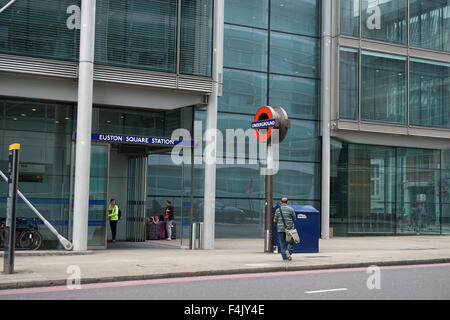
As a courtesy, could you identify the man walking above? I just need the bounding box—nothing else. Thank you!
[274,197,296,261]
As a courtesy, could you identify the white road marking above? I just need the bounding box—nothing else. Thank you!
[305,288,348,294]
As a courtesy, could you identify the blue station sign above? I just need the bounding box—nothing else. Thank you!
[251,119,276,130]
[73,133,193,147]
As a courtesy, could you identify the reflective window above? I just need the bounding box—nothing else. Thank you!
[330,142,444,236]
[410,59,450,129]
[0,99,73,249]
[339,48,359,120]
[269,74,319,121]
[95,0,178,73]
[180,0,213,76]
[340,0,360,37]
[218,69,267,114]
[410,0,450,52]
[361,0,407,44]
[270,32,320,78]
[0,0,80,61]
[361,51,407,124]
[223,25,268,72]
[270,0,320,36]
[224,0,268,29]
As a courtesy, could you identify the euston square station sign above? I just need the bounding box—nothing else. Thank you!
[73,133,193,147]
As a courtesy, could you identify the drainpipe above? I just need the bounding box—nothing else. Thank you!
[321,0,332,240]
[72,0,96,251]
[203,0,224,250]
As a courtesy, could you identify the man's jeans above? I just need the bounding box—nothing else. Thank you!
[166,219,173,239]
[278,231,293,260]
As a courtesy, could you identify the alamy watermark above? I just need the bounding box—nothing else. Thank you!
[66,265,81,290]
[366,265,381,290]
[171,121,280,176]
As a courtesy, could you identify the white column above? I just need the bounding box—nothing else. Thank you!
[72,0,96,251]
[203,0,224,250]
[321,0,332,240]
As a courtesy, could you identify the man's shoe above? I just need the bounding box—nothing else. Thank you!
[286,251,292,261]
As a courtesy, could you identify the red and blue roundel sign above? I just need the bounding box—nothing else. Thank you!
[252,106,276,142]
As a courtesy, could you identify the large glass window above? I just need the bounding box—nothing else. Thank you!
[269,74,319,121]
[340,0,360,37]
[339,48,359,120]
[361,0,407,44]
[396,148,441,235]
[410,59,450,129]
[270,0,320,37]
[0,99,73,249]
[95,0,178,73]
[0,0,80,61]
[331,141,445,236]
[361,51,407,124]
[223,25,268,72]
[410,0,450,52]
[224,0,268,29]
[180,0,213,76]
[270,32,320,78]
[218,69,267,114]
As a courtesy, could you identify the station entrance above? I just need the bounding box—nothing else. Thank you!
[69,140,194,250]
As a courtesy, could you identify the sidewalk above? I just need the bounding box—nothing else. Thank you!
[1,236,450,290]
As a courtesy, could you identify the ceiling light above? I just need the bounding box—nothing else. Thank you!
[20,113,27,117]
[31,108,37,112]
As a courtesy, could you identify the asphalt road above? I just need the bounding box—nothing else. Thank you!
[1,263,449,301]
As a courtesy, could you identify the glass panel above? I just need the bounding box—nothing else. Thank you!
[127,156,147,242]
[95,0,178,73]
[361,51,407,124]
[270,32,320,78]
[93,106,179,138]
[224,0,268,29]
[180,0,213,77]
[443,151,450,234]
[396,148,441,235]
[88,145,108,248]
[0,0,80,61]
[410,59,450,129]
[339,48,359,120]
[218,68,267,114]
[0,99,73,249]
[269,74,320,121]
[347,144,396,234]
[270,0,320,36]
[223,24,268,72]
[340,0,360,37]
[331,141,444,236]
[410,0,450,52]
[361,0,407,44]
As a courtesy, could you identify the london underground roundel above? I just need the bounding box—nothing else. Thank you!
[252,106,290,143]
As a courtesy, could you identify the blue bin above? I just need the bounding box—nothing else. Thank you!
[273,205,319,253]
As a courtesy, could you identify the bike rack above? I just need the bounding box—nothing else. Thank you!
[0,169,73,251]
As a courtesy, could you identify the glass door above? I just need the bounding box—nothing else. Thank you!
[126,156,148,242]
[88,144,109,249]
[69,143,109,249]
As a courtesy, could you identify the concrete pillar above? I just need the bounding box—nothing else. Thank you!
[202,0,224,250]
[72,0,96,251]
[321,0,332,240]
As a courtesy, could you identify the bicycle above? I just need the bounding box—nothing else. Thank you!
[0,217,43,250]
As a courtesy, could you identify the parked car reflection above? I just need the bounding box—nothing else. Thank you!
[193,200,247,224]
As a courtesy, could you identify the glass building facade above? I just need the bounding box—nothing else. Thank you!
[0,0,449,249]
[190,0,322,238]
[333,1,450,236]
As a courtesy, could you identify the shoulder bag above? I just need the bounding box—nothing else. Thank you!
[279,207,300,245]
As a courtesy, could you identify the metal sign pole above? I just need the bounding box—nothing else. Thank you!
[4,143,20,274]
[264,142,274,253]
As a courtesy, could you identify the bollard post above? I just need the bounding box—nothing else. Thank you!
[4,143,20,274]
